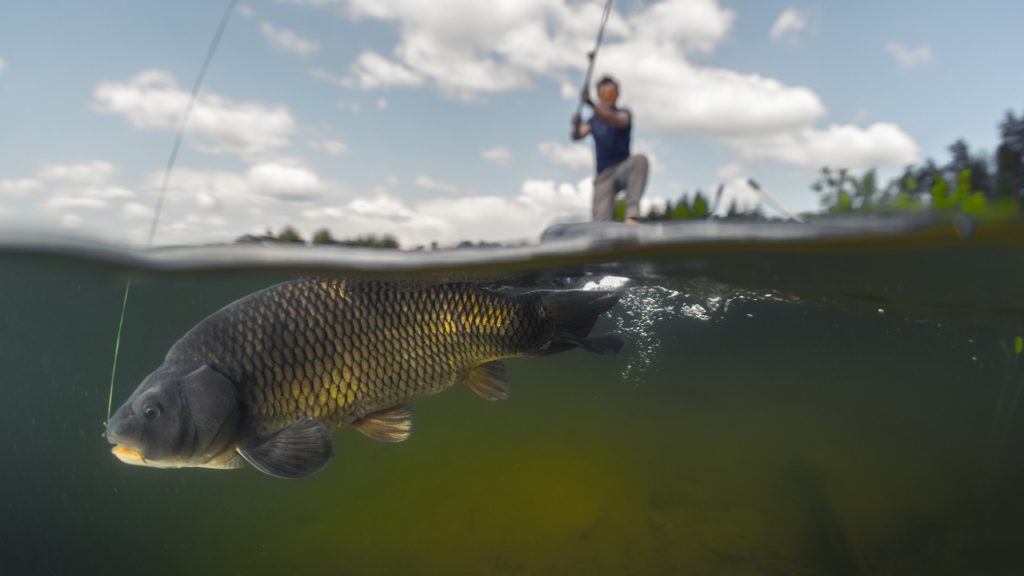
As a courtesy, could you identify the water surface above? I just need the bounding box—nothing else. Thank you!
[2,217,1023,575]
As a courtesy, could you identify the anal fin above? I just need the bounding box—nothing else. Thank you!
[353,404,413,443]
[237,417,333,479]
[466,361,510,401]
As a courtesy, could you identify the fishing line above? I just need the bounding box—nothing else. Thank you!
[575,0,615,118]
[106,0,239,422]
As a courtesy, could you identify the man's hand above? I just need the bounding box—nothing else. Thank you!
[571,112,590,141]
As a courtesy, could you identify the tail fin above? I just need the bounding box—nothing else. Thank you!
[537,286,626,356]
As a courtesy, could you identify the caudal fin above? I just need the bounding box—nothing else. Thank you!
[537,286,626,356]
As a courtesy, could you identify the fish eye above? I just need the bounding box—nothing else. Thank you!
[143,404,161,419]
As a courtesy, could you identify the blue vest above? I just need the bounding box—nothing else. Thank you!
[590,108,631,174]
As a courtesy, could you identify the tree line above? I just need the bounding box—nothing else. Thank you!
[236,227,400,249]
[811,107,1023,215]
[624,105,1024,221]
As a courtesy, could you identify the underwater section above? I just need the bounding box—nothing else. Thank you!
[2,216,1024,574]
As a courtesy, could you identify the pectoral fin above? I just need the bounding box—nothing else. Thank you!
[465,361,510,401]
[353,404,413,443]
[237,417,333,479]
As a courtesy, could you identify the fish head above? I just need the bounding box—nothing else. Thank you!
[105,362,241,469]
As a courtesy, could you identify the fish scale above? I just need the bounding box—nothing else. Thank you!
[168,279,553,436]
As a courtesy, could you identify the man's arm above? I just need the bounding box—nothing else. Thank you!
[572,88,595,140]
[591,100,630,129]
[571,113,591,140]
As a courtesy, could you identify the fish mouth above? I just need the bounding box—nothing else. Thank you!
[111,444,147,465]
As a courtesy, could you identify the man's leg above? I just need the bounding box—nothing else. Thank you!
[619,154,649,220]
[592,168,617,221]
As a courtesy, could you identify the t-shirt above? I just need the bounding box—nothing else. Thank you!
[590,107,631,174]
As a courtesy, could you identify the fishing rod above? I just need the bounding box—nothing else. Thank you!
[575,0,615,117]
[709,183,725,217]
[747,178,805,223]
[106,0,239,423]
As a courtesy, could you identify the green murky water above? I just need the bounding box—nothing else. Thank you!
[3,219,1024,575]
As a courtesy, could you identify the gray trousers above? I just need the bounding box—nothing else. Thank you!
[592,154,649,221]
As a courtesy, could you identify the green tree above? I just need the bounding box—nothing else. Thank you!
[996,143,1022,198]
[339,234,400,249]
[947,139,993,196]
[852,169,878,211]
[811,167,854,212]
[660,200,675,220]
[277,226,305,244]
[692,191,709,218]
[671,195,693,219]
[996,110,1024,200]
[312,228,336,245]
[931,174,951,209]
[953,169,971,204]
[645,202,666,220]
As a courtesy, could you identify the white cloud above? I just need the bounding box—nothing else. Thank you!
[632,139,663,172]
[6,160,594,248]
[61,214,84,229]
[716,162,746,181]
[0,57,5,76]
[237,4,254,17]
[538,141,593,171]
[277,0,342,7]
[79,186,136,200]
[0,178,43,196]
[93,70,297,160]
[376,97,388,110]
[122,202,155,220]
[414,175,460,194]
[336,100,362,113]
[559,80,578,100]
[628,0,734,54]
[715,179,762,215]
[770,9,806,41]
[300,177,592,247]
[319,0,823,134]
[729,122,920,170]
[348,51,424,89]
[37,161,115,185]
[885,42,932,68]
[128,165,328,243]
[248,162,324,201]
[481,145,512,166]
[41,196,109,210]
[307,139,348,156]
[337,0,734,95]
[148,163,326,212]
[152,168,252,206]
[259,22,319,56]
[598,42,825,135]
[413,178,591,244]
[310,68,348,87]
[301,192,449,244]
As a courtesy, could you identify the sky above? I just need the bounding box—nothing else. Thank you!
[1,0,1022,247]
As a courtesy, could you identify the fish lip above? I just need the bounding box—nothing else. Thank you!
[111,444,147,465]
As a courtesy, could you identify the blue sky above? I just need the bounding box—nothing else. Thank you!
[1,0,1022,246]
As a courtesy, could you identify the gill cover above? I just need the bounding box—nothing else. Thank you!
[106,363,241,466]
